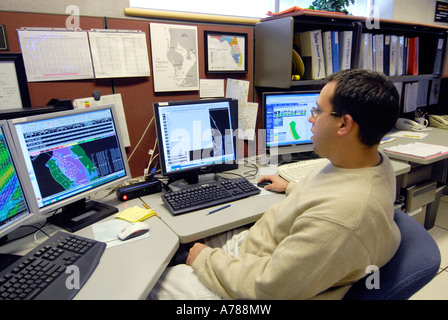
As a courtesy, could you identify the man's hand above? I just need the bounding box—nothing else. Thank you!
[186,243,209,266]
[258,175,289,193]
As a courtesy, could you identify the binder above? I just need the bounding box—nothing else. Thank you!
[373,34,384,73]
[390,35,398,76]
[358,33,373,70]
[331,31,340,72]
[403,37,409,75]
[339,30,353,70]
[383,35,391,76]
[298,30,326,80]
[433,38,445,75]
[397,36,405,76]
[407,36,419,75]
[323,31,333,75]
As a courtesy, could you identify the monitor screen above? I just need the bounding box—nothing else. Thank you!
[263,91,320,156]
[8,106,131,231]
[0,120,35,240]
[153,98,238,184]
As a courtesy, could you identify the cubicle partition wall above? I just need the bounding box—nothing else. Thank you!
[0,11,255,177]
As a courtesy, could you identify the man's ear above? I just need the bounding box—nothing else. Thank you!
[337,114,355,137]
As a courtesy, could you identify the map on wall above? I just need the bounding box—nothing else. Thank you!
[149,23,199,92]
[206,32,246,73]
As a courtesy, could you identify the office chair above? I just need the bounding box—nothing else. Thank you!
[343,209,441,300]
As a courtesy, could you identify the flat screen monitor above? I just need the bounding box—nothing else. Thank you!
[153,98,238,185]
[8,106,131,232]
[262,90,320,160]
[0,120,36,243]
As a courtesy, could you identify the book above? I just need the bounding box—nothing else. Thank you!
[298,30,326,80]
[339,30,352,70]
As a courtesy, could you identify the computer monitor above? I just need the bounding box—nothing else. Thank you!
[0,120,36,244]
[262,90,320,162]
[153,98,238,185]
[8,106,131,232]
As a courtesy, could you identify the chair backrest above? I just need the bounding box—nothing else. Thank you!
[343,209,441,300]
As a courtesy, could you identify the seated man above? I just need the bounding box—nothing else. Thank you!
[149,69,401,300]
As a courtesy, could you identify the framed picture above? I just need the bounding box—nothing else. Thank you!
[0,53,32,109]
[0,25,8,51]
[204,31,247,73]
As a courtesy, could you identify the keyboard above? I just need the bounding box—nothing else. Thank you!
[0,231,106,300]
[277,158,329,183]
[162,177,261,215]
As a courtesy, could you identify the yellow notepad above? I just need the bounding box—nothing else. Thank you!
[115,206,157,223]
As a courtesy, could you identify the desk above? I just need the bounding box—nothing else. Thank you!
[380,128,448,227]
[0,197,179,300]
[380,128,448,189]
[142,159,410,244]
[381,128,448,165]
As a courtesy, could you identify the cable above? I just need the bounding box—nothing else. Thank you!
[128,116,154,162]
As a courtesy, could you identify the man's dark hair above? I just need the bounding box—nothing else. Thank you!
[324,69,400,146]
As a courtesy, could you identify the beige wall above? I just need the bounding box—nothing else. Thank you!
[376,0,448,26]
[0,0,130,18]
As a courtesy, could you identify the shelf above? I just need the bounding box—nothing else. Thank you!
[254,14,448,89]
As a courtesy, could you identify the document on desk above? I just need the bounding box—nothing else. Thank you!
[384,142,448,159]
[17,29,94,82]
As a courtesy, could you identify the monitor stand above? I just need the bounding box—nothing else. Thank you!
[47,198,118,232]
[167,172,220,192]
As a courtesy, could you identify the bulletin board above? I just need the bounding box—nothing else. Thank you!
[0,10,255,177]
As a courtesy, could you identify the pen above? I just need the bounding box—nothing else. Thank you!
[142,202,161,219]
[207,204,231,215]
[403,135,421,138]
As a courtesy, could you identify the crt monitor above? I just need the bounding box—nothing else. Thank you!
[262,90,320,160]
[0,120,36,243]
[153,98,238,185]
[8,106,131,232]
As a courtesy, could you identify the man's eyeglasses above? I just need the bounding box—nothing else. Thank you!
[310,107,339,118]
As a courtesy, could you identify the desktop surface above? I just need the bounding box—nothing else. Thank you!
[142,159,409,244]
[0,197,179,300]
[381,128,448,164]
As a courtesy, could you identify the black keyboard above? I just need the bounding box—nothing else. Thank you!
[0,231,106,300]
[162,177,261,215]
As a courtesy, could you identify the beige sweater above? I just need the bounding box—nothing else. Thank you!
[192,154,401,299]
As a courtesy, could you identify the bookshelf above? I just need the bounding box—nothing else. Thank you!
[254,11,448,89]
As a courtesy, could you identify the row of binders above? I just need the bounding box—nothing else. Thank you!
[294,29,445,80]
[294,30,352,80]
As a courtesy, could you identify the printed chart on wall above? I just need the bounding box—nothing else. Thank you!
[149,23,199,92]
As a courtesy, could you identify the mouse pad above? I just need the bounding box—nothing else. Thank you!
[92,219,149,248]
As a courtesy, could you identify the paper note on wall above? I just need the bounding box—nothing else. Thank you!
[73,93,130,147]
[225,79,257,141]
[88,30,151,78]
[18,29,94,82]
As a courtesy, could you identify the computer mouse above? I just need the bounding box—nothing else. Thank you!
[257,180,272,188]
[118,222,150,241]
